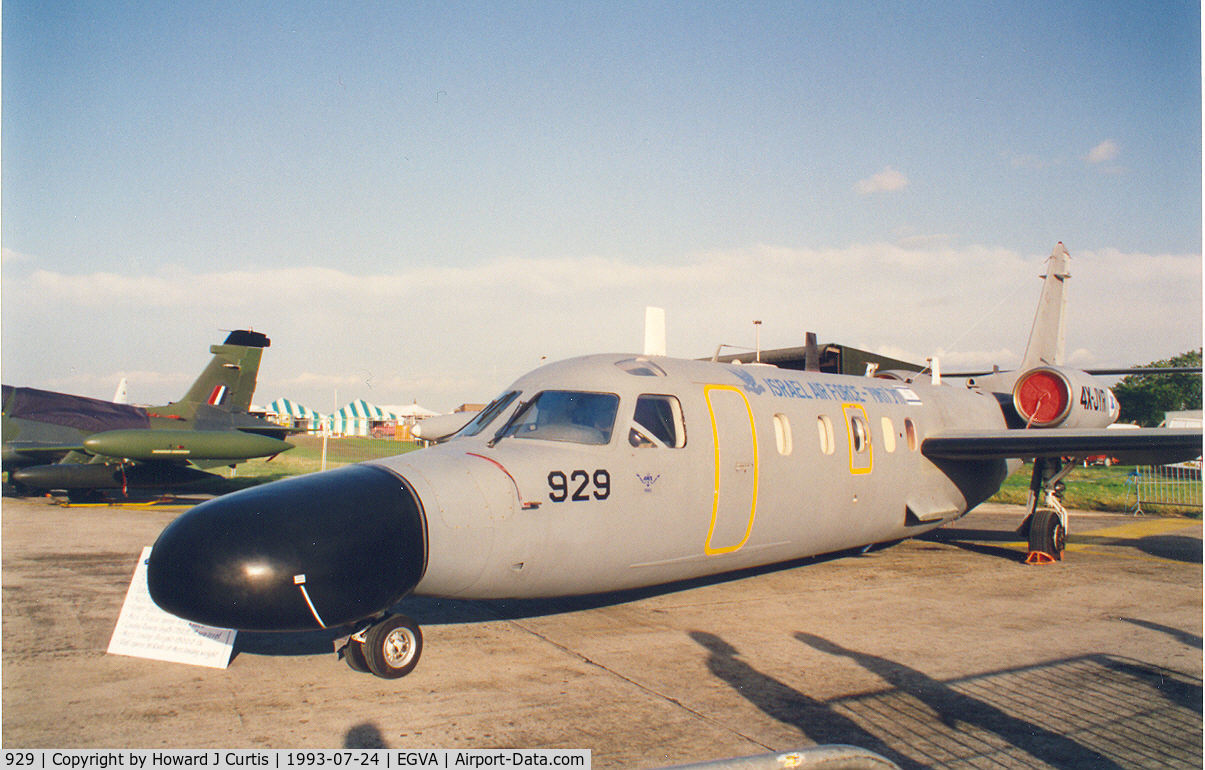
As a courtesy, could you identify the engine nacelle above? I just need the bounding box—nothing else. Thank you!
[1012,366,1119,429]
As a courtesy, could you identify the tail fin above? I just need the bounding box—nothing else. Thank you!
[1020,243,1071,369]
[176,330,271,413]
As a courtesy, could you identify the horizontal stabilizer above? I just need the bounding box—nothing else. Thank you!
[922,428,1201,466]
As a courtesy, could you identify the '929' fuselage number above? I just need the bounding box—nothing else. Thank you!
[548,469,611,502]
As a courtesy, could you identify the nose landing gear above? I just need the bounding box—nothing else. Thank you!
[339,614,424,679]
[1018,457,1073,563]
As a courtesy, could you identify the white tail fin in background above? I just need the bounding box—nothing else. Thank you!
[1020,243,1071,370]
[644,307,667,357]
[113,378,129,404]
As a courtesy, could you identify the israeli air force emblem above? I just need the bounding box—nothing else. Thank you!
[729,367,766,395]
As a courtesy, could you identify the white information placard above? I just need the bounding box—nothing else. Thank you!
[107,546,237,669]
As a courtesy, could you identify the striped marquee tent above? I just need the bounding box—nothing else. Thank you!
[384,403,441,420]
[266,398,326,432]
[329,399,397,436]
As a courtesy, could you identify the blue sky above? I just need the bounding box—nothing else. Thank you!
[3,1,1201,412]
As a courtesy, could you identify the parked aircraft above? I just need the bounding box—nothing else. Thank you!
[3,330,292,498]
[147,245,1200,678]
[411,410,479,443]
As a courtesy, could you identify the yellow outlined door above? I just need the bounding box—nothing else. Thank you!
[842,403,873,475]
[704,385,759,555]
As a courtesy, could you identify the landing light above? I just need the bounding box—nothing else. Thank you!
[243,563,272,580]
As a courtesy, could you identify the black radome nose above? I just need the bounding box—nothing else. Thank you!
[147,464,426,631]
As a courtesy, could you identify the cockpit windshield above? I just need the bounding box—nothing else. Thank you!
[497,391,619,445]
[459,391,520,437]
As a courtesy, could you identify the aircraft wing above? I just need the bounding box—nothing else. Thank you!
[921,428,1201,466]
[2,441,85,464]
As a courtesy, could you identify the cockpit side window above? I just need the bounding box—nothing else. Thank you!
[460,391,520,437]
[629,394,686,448]
[502,391,619,445]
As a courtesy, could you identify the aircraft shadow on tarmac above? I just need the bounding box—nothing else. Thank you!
[917,527,1029,563]
[232,548,872,658]
[921,524,1203,565]
[691,629,1202,770]
[232,524,1200,659]
[332,629,1204,757]
[1116,616,1203,649]
[1127,533,1203,563]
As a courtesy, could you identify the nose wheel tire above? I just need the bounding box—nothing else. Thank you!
[363,615,423,679]
[342,639,370,673]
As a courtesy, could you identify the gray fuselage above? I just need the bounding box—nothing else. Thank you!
[371,354,1014,599]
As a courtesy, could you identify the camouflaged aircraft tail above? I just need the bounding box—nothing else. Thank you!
[175,330,271,413]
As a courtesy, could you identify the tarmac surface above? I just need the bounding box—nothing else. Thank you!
[2,495,1201,767]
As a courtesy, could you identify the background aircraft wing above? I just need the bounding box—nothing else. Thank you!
[3,441,85,463]
[921,428,1201,466]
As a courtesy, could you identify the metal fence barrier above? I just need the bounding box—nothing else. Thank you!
[1125,464,1203,514]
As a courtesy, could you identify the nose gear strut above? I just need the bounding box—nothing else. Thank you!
[1018,457,1074,563]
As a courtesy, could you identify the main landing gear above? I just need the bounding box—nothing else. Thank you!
[1018,457,1074,564]
[338,614,423,679]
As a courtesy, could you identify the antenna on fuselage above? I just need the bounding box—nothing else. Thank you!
[643,306,667,357]
[926,356,942,385]
[753,320,762,363]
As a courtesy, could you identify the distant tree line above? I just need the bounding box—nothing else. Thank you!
[1112,349,1202,427]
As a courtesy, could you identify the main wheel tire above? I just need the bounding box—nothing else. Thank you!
[1028,508,1065,560]
[342,640,370,673]
[363,615,423,679]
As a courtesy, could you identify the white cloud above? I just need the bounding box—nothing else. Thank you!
[0,247,35,265]
[2,242,1199,411]
[1086,139,1120,164]
[893,230,957,250]
[854,166,909,194]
